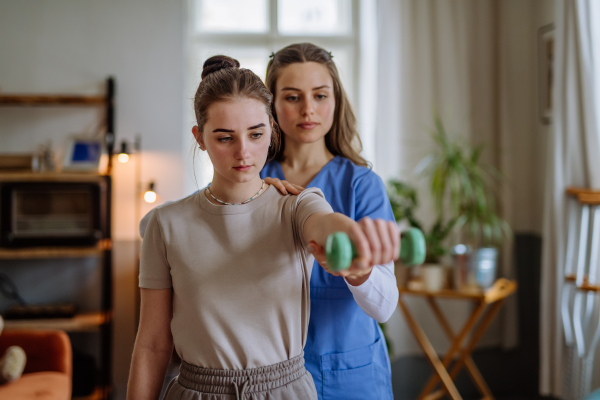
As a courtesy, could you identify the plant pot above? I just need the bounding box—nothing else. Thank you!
[421,264,446,292]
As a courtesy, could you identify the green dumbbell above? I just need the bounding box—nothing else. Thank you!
[325,227,426,271]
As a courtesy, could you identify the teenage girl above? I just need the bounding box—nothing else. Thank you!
[260,43,398,400]
[127,56,399,400]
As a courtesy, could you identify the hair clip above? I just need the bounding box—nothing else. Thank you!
[269,52,275,59]
[329,51,334,59]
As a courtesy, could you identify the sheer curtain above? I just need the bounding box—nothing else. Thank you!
[376,0,519,358]
[540,0,600,396]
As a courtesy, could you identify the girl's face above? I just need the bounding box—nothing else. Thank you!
[194,97,271,185]
[274,62,335,145]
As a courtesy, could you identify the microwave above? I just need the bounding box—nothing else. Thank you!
[0,175,109,248]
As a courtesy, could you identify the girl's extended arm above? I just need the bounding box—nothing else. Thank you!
[303,212,399,286]
[127,288,174,400]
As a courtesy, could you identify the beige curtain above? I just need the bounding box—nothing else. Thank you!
[376,0,519,358]
[540,0,600,396]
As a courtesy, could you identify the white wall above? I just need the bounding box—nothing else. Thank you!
[0,1,185,398]
[498,0,554,237]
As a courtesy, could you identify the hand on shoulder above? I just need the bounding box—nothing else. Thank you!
[264,177,304,195]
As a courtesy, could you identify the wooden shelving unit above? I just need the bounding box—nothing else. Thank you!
[0,77,115,172]
[4,311,110,332]
[0,94,106,106]
[0,77,115,400]
[0,171,108,182]
[0,239,111,259]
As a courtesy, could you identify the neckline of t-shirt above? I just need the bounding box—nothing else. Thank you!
[273,155,341,187]
[196,184,276,215]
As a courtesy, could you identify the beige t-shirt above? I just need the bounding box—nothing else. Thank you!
[139,185,333,370]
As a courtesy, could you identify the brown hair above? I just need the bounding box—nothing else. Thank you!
[194,55,280,159]
[265,43,368,167]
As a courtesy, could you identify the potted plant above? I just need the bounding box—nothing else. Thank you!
[387,180,455,264]
[388,116,511,290]
[420,116,511,288]
[387,180,454,291]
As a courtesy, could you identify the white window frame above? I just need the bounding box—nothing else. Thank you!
[183,0,374,193]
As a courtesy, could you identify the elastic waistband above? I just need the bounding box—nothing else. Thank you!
[178,352,307,395]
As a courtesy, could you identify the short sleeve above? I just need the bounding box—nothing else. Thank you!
[139,210,172,289]
[354,172,395,222]
[294,188,333,250]
[139,209,154,239]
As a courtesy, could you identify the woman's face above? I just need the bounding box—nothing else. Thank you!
[274,62,335,145]
[194,97,271,185]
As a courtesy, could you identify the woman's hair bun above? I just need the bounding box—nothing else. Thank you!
[201,55,240,79]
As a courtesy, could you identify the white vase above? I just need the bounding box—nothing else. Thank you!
[421,264,446,292]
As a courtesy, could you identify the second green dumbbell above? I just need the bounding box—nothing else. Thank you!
[325,227,426,271]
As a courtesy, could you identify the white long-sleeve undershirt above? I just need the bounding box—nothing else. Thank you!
[344,261,399,323]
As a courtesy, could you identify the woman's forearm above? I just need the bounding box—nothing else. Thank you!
[127,340,173,399]
[345,262,399,322]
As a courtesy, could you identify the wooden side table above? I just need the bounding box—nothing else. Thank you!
[397,278,517,400]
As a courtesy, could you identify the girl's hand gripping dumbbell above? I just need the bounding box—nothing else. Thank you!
[325,227,426,272]
[306,217,401,283]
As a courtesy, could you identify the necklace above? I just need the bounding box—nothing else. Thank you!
[206,180,265,205]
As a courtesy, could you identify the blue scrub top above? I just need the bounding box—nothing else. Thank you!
[261,156,394,400]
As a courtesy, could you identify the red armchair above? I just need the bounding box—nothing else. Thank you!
[0,330,72,400]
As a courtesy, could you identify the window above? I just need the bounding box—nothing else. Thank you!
[184,0,361,192]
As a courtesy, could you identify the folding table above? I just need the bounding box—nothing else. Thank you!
[397,278,517,400]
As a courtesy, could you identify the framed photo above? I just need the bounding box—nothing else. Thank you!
[538,23,555,125]
[62,136,105,172]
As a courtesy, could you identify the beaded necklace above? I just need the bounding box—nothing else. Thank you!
[205,180,265,205]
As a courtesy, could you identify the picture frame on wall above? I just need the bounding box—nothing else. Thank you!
[538,23,555,125]
[62,136,105,172]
